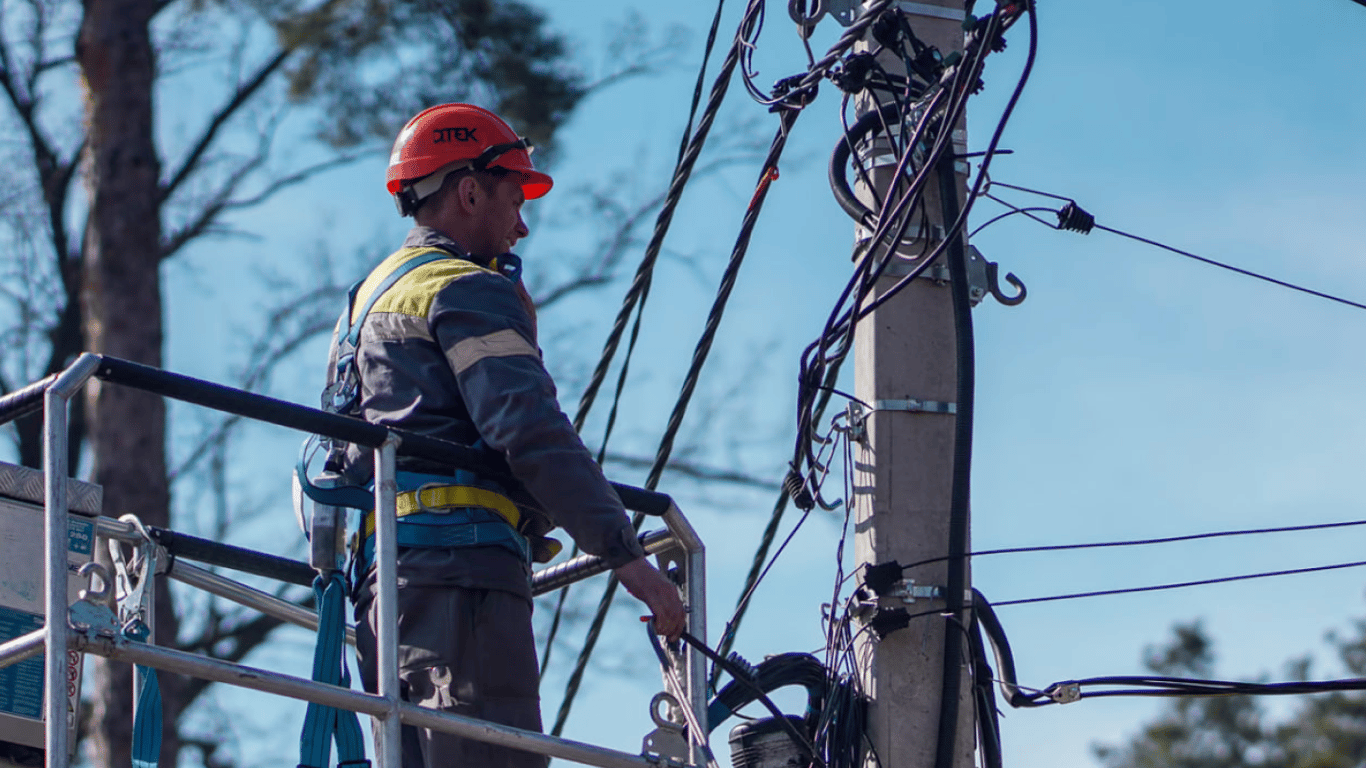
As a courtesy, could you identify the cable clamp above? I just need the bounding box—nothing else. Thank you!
[889,579,943,603]
[847,399,955,442]
[889,579,973,605]
[1048,682,1082,704]
[878,244,986,304]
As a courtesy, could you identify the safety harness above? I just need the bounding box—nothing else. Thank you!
[296,246,534,570]
[291,246,540,768]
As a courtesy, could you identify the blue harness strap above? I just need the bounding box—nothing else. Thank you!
[344,249,448,348]
[299,573,369,768]
[124,620,161,768]
[323,249,450,415]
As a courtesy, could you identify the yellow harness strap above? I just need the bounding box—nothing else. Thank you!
[362,484,522,538]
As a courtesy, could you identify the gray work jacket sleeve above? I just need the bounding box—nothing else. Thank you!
[430,269,645,568]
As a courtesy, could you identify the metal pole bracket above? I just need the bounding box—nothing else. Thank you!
[874,245,1025,307]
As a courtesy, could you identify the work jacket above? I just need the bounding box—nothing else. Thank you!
[327,227,645,598]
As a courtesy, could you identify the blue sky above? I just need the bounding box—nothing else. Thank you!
[156,0,1366,766]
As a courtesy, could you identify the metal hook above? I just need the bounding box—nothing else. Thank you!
[649,691,686,731]
[986,261,1027,306]
[78,562,113,606]
[789,0,827,28]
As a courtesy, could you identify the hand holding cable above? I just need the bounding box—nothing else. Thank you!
[616,557,686,641]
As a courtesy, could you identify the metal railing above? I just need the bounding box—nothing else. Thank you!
[0,353,710,768]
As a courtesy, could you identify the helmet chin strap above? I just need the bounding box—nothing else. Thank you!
[397,160,474,216]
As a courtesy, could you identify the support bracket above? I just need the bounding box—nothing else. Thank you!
[874,244,1026,307]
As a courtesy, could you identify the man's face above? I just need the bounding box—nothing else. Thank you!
[470,173,529,259]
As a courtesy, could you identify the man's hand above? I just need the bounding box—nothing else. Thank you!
[615,557,686,641]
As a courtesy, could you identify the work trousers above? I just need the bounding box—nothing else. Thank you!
[356,582,547,768]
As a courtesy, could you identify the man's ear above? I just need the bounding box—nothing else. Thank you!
[456,175,483,214]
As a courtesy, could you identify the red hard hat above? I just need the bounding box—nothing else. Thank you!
[385,104,554,204]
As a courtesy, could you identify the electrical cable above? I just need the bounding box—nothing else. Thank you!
[975,587,1366,712]
[852,5,1035,322]
[978,182,1366,312]
[539,0,739,682]
[554,108,805,736]
[931,20,1013,749]
[681,632,826,768]
[966,612,1004,768]
[1093,222,1366,312]
[992,558,1366,608]
[898,517,1366,572]
[970,204,1057,237]
[675,0,731,161]
[789,0,1033,511]
[1029,675,1366,703]
[555,1,903,731]
[721,1,1032,679]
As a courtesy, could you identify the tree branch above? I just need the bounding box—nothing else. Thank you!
[170,277,346,481]
[159,46,292,205]
[602,452,779,491]
[182,610,291,704]
[160,151,368,261]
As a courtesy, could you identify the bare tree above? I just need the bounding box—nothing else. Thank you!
[1,0,594,765]
[0,0,783,764]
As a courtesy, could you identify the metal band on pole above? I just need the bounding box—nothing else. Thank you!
[896,1,965,21]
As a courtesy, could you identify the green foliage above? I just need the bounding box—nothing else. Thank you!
[268,0,585,153]
[1094,619,1366,768]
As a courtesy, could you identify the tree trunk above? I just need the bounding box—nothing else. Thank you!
[77,1,183,766]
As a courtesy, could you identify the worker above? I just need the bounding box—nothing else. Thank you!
[325,103,686,767]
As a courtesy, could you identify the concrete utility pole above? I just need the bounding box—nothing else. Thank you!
[851,2,974,768]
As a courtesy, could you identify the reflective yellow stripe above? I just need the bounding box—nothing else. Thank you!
[448,329,539,375]
[362,484,521,538]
